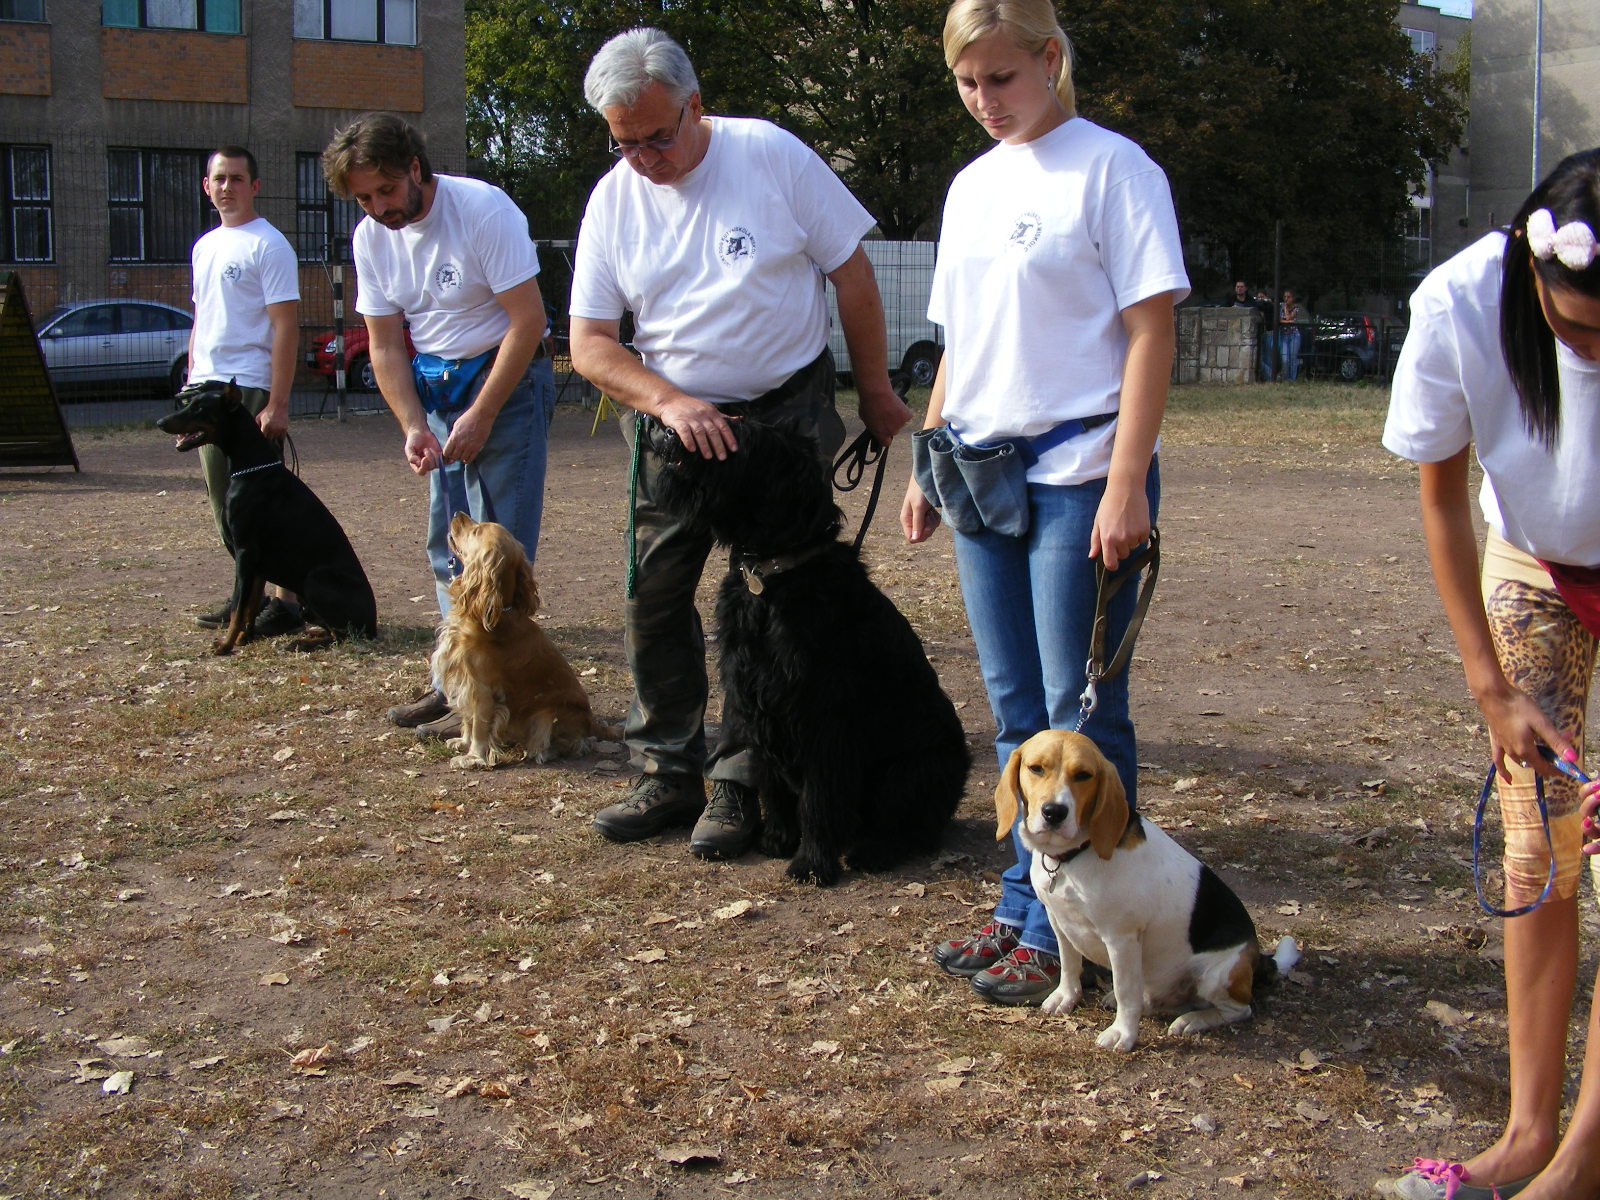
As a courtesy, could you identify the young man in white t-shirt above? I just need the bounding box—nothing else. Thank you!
[570,28,912,859]
[186,146,302,636]
[322,113,556,741]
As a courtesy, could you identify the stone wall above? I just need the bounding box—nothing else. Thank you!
[1174,307,1259,385]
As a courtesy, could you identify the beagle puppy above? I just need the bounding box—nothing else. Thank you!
[995,730,1299,1051]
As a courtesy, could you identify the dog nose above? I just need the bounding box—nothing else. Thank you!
[1040,802,1068,827]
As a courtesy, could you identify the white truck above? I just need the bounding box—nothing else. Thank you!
[826,239,943,387]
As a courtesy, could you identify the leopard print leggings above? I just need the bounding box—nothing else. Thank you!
[1483,534,1598,903]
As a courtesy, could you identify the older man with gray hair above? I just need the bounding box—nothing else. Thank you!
[571,26,910,860]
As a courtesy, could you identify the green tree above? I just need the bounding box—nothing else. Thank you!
[466,0,1465,302]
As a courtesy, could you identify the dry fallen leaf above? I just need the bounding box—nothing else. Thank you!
[290,1044,332,1069]
[713,899,753,921]
[628,948,668,963]
[502,1185,556,1200]
[102,1070,134,1095]
[1426,999,1472,1027]
[478,1080,511,1100]
[258,972,291,987]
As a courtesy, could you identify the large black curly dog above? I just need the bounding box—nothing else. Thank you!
[654,417,970,885]
[158,380,377,655]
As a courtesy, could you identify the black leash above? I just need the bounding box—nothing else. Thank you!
[831,373,911,552]
[832,431,888,553]
[1073,527,1161,731]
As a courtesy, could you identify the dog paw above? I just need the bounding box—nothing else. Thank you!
[1040,986,1082,1016]
[446,737,468,753]
[1096,1022,1140,1052]
[843,841,903,873]
[785,854,841,887]
[211,640,233,657]
[449,754,490,771]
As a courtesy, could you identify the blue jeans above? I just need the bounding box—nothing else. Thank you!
[1279,325,1302,381]
[952,461,1160,954]
[426,355,555,620]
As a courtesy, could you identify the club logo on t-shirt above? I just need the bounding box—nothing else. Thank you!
[434,264,464,291]
[222,262,243,282]
[1008,213,1042,251]
[717,227,756,268]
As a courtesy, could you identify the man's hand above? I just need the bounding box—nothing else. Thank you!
[857,384,910,447]
[257,403,289,440]
[440,404,496,465]
[403,426,444,475]
[658,394,739,460]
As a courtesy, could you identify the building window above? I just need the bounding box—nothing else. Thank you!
[1403,27,1438,57]
[293,0,415,45]
[107,148,215,264]
[295,152,361,263]
[102,0,241,34]
[1,1,46,21]
[1,145,52,263]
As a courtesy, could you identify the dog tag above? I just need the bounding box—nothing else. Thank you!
[742,565,765,595]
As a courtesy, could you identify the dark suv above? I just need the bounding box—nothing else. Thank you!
[1302,312,1407,382]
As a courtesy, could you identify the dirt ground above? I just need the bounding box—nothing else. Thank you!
[2,385,1596,1199]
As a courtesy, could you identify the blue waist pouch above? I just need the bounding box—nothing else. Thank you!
[412,346,496,414]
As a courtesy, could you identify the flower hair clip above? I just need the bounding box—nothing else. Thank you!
[1526,207,1599,271]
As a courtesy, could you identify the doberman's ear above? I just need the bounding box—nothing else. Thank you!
[994,747,1023,841]
[1084,750,1129,861]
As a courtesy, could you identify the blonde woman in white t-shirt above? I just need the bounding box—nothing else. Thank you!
[1383,149,1600,1200]
[903,0,1188,1007]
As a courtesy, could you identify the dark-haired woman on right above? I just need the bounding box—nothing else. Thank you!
[1383,148,1600,1200]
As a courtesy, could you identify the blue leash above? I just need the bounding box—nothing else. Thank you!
[1471,746,1579,917]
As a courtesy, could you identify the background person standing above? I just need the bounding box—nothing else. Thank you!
[322,113,556,741]
[186,145,303,637]
[569,27,910,860]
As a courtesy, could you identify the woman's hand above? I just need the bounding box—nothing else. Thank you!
[1581,780,1600,855]
[901,477,941,544]
[1089,482,1151,571]
[1475,679,1574,782]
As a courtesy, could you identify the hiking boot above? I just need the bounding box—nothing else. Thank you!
[387,688,449,728]
[933,920,1021,977]
[593,774,705,842]
[689,780,760,860]
[970,946,1062,1007]
[415,710,462,742]
[252,597,305,638]
[195,599,233,629]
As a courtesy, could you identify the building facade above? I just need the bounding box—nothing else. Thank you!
[1470,0,1600,232]
[0,0,466,331]
[1399,1,1473,273]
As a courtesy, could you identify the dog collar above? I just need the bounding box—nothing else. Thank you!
[230,462,282,478]
[736,544,829,595]
[1041,843,1091,876]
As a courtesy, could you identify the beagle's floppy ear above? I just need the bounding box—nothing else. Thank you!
[994,747,1024,841]
[1084,750,1129,860]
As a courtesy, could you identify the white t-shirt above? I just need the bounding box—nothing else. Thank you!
[1385,232,1600,567]
[189,216,300,390]
[354,174,540,361]
[569,117,874,405]
[930,117,1189,485]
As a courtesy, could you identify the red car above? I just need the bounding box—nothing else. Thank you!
[306,323,415,392]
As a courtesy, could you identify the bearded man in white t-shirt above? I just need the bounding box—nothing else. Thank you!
[186,145,303,637]
[322,113,556,741]
[570,27,912,860]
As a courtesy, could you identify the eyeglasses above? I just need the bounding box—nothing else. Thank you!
[608,104,686,159]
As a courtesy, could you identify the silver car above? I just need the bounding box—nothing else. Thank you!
[38,299,192,396]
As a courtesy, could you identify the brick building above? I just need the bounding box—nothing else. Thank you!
[0,0,466,338]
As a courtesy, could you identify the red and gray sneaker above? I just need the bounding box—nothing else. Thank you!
[970,946,1062,1006]
[932,920,1021,977]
